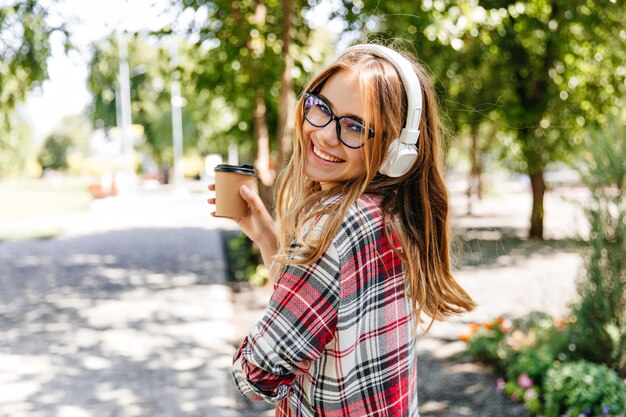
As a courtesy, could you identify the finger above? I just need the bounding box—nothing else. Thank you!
[239,185,265,213]
[211,210,240,222]
[208,184,215,191]
[207,198,215,205]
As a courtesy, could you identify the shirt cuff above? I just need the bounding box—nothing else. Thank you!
[232,338,294,403]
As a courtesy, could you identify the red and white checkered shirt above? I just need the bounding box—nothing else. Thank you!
[232,195,419,416]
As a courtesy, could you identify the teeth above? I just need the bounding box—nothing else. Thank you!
[313,145,343,162]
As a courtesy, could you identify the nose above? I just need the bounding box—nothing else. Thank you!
[314,120,340,147]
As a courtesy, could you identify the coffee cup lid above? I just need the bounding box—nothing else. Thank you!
[214,164,256,175]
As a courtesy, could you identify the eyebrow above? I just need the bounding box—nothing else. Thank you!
[317,92,366,123]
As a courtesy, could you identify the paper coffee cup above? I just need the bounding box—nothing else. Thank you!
[214,164,257,218]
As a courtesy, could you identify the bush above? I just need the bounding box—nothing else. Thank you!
[505,345,555,389]
[504,314,574,387]
[573,110,626,376]
[464,313,581,415]
[543,360,626,417]
[465,318,509,368]
[223,231,268,285]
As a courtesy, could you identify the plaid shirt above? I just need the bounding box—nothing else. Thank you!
[232,195,418,416]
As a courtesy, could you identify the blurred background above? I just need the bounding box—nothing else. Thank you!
[0,0,624,416]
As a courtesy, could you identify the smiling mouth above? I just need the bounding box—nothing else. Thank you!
[312,144,344,163]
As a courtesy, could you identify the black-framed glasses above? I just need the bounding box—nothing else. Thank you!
[303,93,374,149]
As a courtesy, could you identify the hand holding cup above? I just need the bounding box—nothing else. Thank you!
[207,165,278,268]
[213,164,256,218]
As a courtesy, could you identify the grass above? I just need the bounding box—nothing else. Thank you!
[0,178,92,240]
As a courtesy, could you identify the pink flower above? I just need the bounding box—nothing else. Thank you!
[523,389,538,401]
[517,373,534,389]
[496,378,505,393]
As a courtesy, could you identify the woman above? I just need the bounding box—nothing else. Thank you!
[210,43,475,417]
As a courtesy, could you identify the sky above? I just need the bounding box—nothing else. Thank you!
[21,0,175,142]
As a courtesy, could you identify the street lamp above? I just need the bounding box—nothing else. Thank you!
[116,27,134,195]
[170,40,184,192]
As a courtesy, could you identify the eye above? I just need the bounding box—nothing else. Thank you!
[345,119,366,134]
[315,99,332,116]
[304,95,315,112]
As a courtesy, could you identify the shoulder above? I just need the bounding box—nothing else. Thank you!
[343,194,384,230]
[333,194,385,252]
[297,195,385,257]
[300,194,378,238]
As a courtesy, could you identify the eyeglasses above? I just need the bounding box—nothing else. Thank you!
[303,93,374,149]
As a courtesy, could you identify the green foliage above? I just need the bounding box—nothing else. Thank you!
[86,33,267,167]
[572,108,626,376]
[333,0,626,238]
[543,361,626,417]
[224,232,266,285]
[579,109,626,192]
[36,115,92,172]
[86,1,334,178]
[0,0,67,113]
[37,134,72,171]
[88,35,185,165]
[506,345,556,389]
[464,312,588,415]
[465,320,509,367]
[173,1,332,161]
[336,0,625,163]
[467,312,573,370]
[504,382,542,414]
[0,116,34,177]
[0,0,69,177]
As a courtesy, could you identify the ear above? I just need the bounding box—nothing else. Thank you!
[379,139,418,177]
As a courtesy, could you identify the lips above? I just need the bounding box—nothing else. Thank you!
[312,144,344,163]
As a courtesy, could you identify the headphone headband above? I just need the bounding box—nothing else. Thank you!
[336,44,422,145]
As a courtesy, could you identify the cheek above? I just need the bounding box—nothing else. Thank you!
[301,124,313,145]
[362,141,380,172]
[349,149,367,172]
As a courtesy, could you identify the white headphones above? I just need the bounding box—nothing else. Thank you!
[336,44,423,177]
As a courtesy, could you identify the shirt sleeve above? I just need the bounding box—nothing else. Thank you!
[232,237,341,403]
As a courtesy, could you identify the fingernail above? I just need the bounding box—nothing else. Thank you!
[240,185,249,194]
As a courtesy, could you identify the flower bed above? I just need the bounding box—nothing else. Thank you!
[463,313,626,416]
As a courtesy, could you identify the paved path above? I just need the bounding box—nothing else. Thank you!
[0,183,585,417]
[0,189,250,417]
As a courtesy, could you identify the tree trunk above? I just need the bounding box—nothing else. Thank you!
[479,121,499,199]
[467,128,479,215]
[276,0,296,174]
[529,169,546,239]
[253,90,276,211]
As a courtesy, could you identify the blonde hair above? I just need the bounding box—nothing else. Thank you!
[274,44,475,327]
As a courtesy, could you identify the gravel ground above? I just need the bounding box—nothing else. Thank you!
[0,183,584,417]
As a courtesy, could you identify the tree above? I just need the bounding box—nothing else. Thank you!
[37,133,72,171]
[479,0,625,239]
[173,0,333,207]
[87,34,237,180]
[332,0,626,239]
[0,0,69,176]
[322,2,508,213]
[36,114,91,172]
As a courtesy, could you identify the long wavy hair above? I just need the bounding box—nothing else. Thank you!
[274,44,475,326]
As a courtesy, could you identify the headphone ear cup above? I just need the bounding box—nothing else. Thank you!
[379,139,418,178]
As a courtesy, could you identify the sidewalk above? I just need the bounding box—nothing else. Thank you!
[0,186,249,417]
[0,182,585,416]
